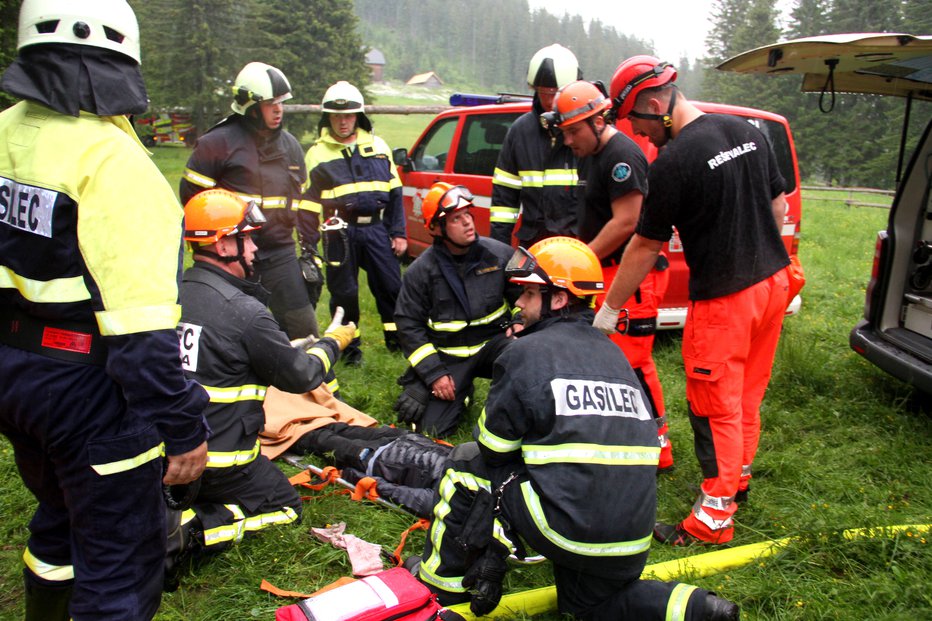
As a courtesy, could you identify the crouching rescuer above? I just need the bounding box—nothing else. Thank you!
[412,237,739,620]
[393,182,523,438]
[168,190,356,585]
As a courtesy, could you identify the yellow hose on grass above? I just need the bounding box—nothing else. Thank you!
[447,523,931,620]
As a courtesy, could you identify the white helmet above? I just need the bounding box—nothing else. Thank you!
[17,0,140,64]
[321,81,365,113]
[231,62,293,115]
[526,44,580,90]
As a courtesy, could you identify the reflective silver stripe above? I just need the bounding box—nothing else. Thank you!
[0,265,91,304]
[521,481,652,556]
[492,167,521,189]
[262,196,287,209]
[665,583,698,621]
[429,319,469,332]
[23,547,74,582]
[522,443,659,466]
[322,180,393,199]
[477,408,521,454]
[297,199,321,213]
[327,377,340,393]
[235,191,261,204]
[91,442,163,476]
[307,346,332,374]
[203,504,248,546]
[698,490,735,511]
[428,304,508,332]
[202,384,267,403]
[692,504,734,532]
[741,464,752,477]
[420,470,491,594]
[241,506,299,533]
[437,342,487,357]
[408,343,437,366]
[489,208,520,224]
[518,168,578,188]
[206,440,260,468]
[182,168,215,189]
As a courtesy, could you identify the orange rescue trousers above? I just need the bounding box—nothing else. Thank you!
[678,267,790,543]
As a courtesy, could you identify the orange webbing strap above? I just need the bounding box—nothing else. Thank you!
[288,466,341,491]
[260,575,357,599]
[388,518,431,566]
[350,476,380,502]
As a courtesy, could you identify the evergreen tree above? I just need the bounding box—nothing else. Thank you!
[1,0,19,109]
[252,0,370,142]
[135,0,251,133]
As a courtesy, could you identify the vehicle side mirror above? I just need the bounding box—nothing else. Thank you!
[393,147,411,170]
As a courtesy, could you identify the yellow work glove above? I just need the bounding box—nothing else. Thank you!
[323,306,356,351]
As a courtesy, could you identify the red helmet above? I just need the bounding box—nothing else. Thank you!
[609,55,677,120]
[549,81,610,128]
[421,182,473,231]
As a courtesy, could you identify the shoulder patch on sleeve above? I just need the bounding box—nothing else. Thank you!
[611,163,632,183]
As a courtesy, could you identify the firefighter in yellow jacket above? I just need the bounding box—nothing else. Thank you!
[303,81,407,365]
[0,1,209,618]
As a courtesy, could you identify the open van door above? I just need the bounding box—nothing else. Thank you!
[719,33,932,392]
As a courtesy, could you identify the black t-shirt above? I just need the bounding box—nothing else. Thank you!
[637,114,790,300]
[577,131,648,264]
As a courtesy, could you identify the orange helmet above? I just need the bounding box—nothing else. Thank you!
[547,81,610,129]
[506,236,603,296]
[421,182,474,231]
[610,55,676,120]
[183,189,266,243]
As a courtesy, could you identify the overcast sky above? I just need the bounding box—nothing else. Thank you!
[525,1,793,62]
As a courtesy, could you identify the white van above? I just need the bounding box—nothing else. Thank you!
[720,33,932,392]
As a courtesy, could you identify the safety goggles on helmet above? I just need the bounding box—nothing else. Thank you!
[235,200,267,235]
[540,94,608,131]
[505,246,551,286]
[435,185,473,217]
[613,62,674,116]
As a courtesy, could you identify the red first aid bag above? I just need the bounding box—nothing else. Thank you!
[275,567,464,621]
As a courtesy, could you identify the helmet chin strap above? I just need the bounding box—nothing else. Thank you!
[438,220,474,250]
[194,236,255,277]
[630,85,678,142]
[245,104,281,134]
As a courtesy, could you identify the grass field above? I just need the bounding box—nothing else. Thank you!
[1,136,931,620]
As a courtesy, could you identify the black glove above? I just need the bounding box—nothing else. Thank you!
[298,247,324,306]
[393,381,430,424]
[462,540,509,616]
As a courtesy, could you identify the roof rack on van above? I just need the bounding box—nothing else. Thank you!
[449,93,534,107]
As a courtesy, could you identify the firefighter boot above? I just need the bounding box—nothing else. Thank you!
[24,569,72,621]
[702,593,740,620]
[653,521,703,546]
[164,511,204,592]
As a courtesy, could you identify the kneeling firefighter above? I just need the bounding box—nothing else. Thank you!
[414,237,739,621]
[166,189,356,588]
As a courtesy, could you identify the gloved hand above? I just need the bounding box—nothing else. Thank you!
[593,302,622,334]
[393,381,430,424]
[462,540,509,616]
[323,306,356,351]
